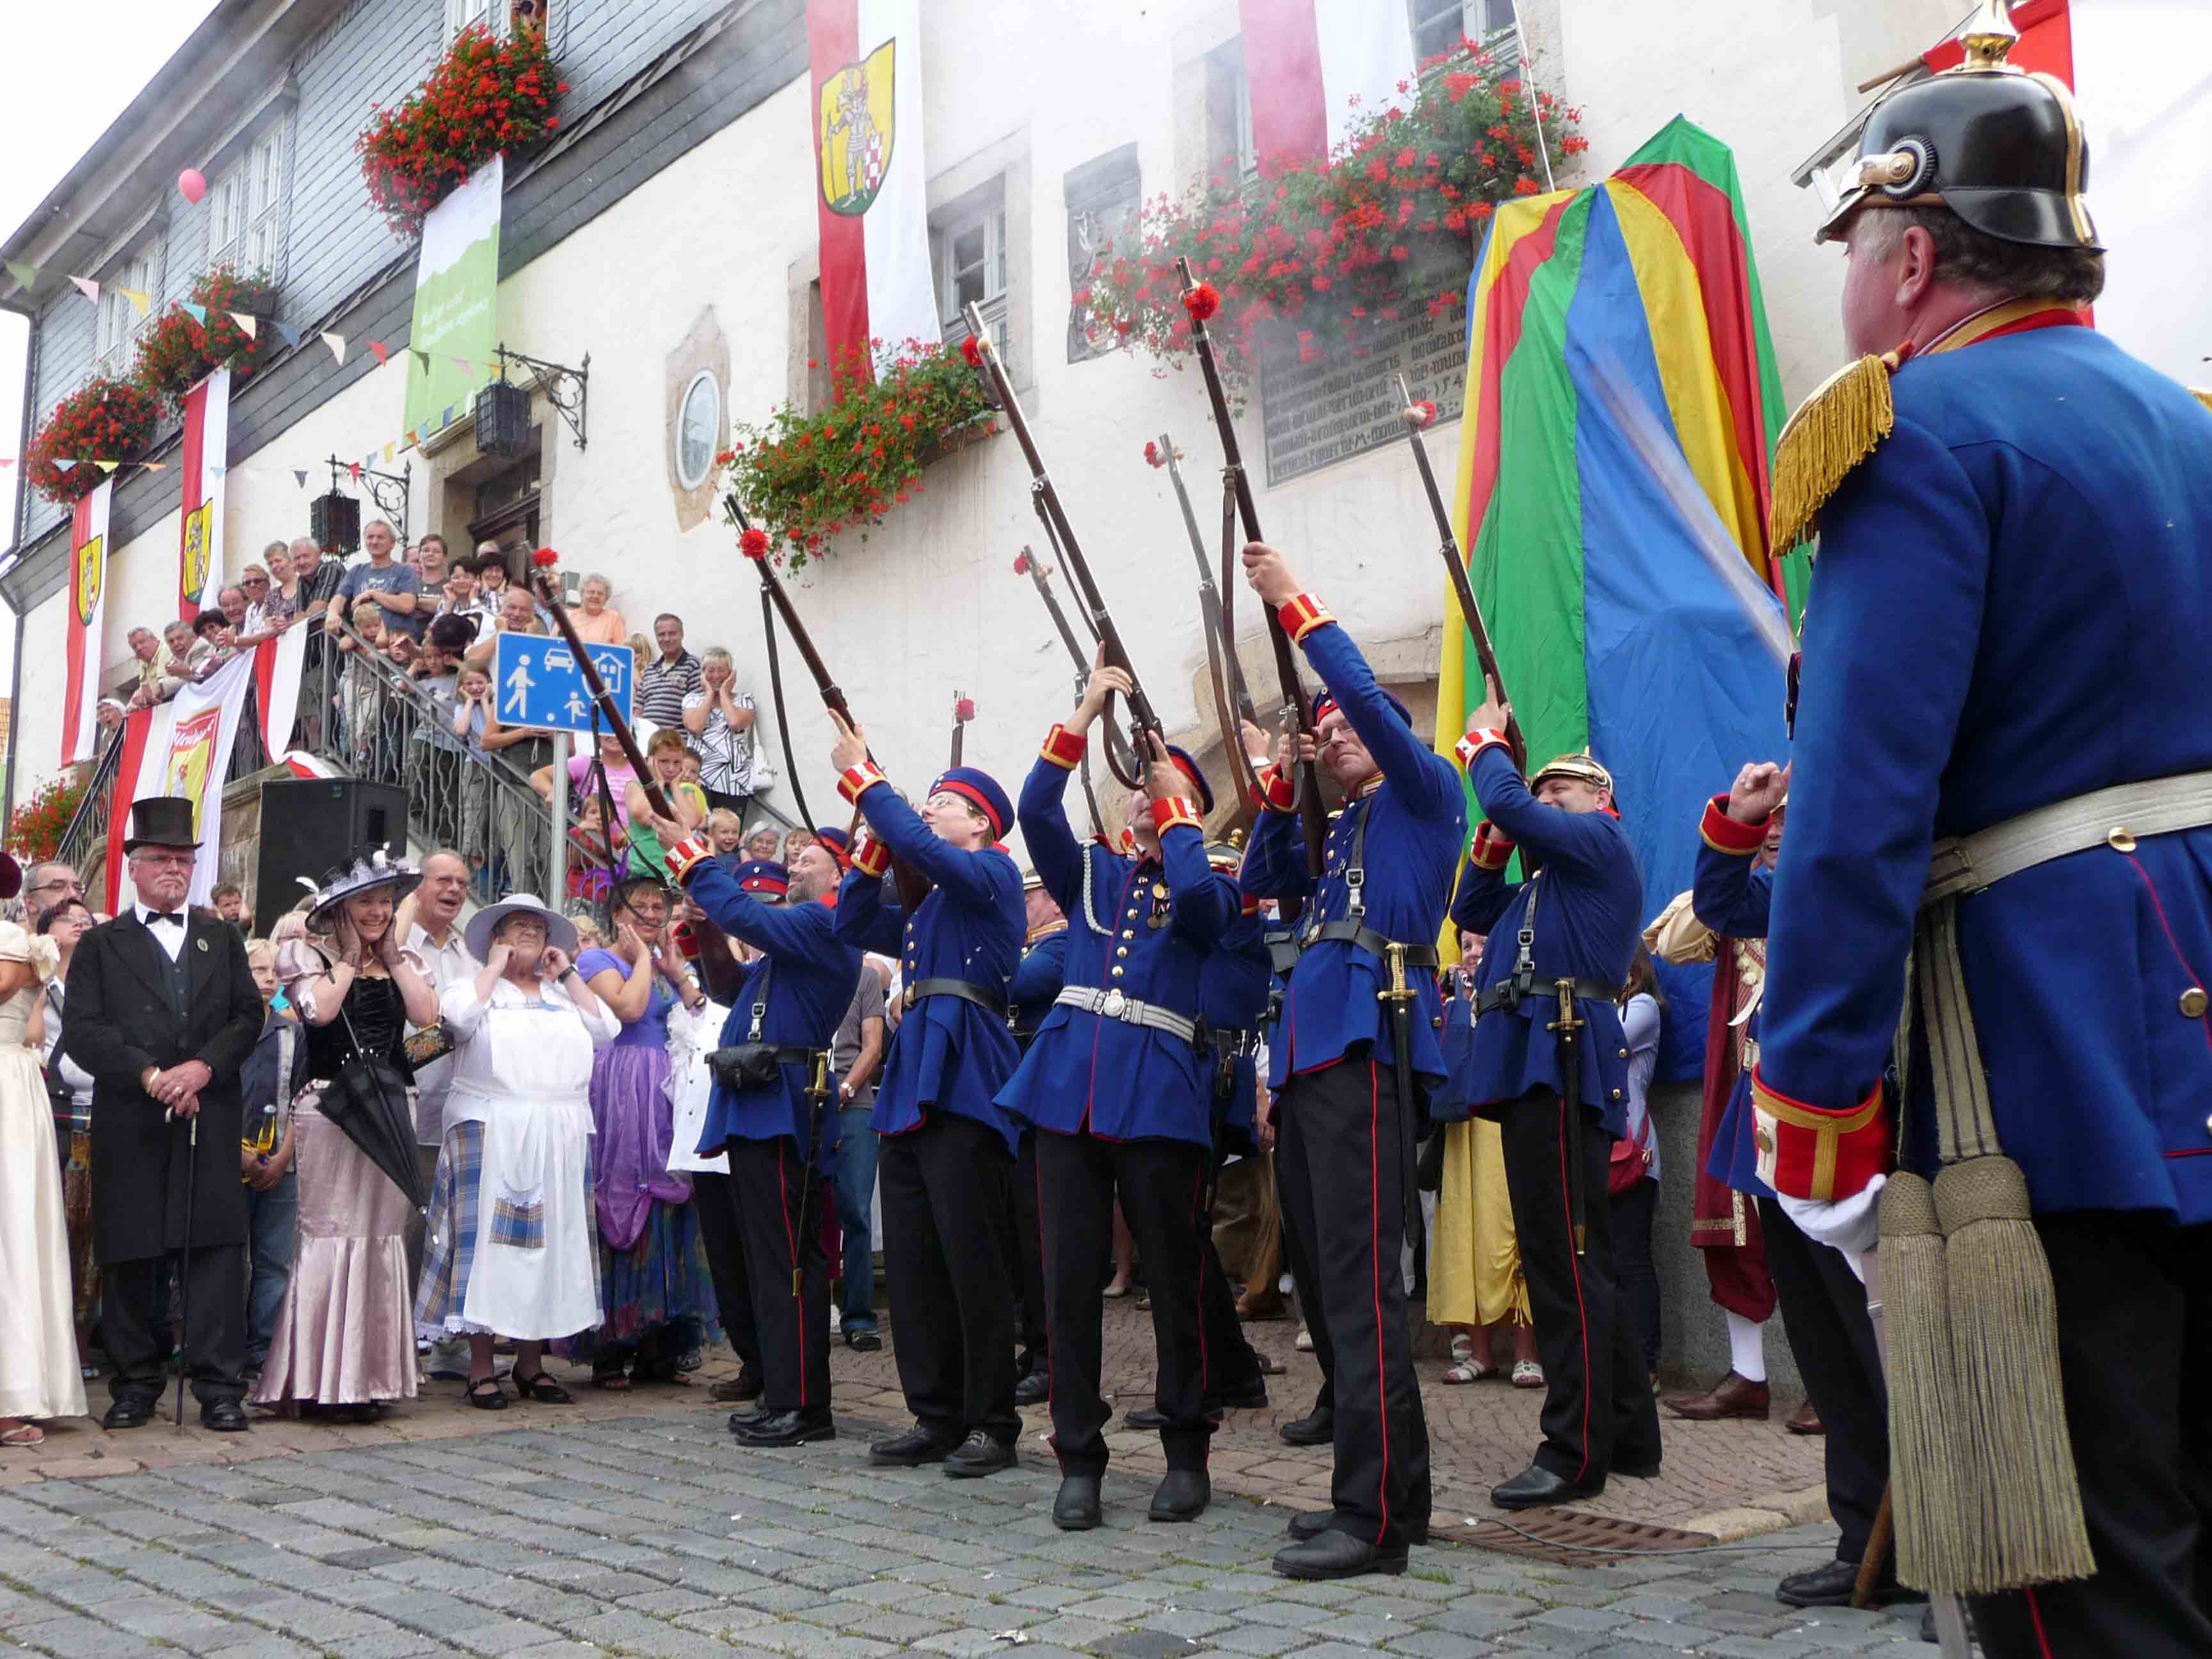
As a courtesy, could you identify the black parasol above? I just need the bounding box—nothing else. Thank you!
[323,1010,429,1210]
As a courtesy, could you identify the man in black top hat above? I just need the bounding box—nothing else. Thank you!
[61,797,264,1430]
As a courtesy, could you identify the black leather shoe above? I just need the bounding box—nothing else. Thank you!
[1775,1556,1923,1609]
[1123,1404,1168,1431]
[1052,1473,1102,1531]
[102,1397,154,1431]
[1491,1463,1605,1510]
[844,1329,882,1352]
[710,1366,763,1403]
[1013,1366,1049,1406]
[726,1403,768,1432]
[1147,1470,1210,1522]
[869,1424,960,1466]
[733,1407,835,1447]
[1614,1455,1663,1479]
[1286,1509,1429,1544]
[942,1429,1016,1479]
[200,1400,250,1433]
[1278,1406,1334,1447]
[1212,1377,1270,1411]
[1273,1530,1407,1580]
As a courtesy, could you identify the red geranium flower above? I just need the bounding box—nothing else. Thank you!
[1403,399,1438,429]
[741,527,771,561]
[531,546,559,567]
[1013,550,1030,574]
[1143,440,1163,469]
[961,335,984,367]
[1182,282,1222,322]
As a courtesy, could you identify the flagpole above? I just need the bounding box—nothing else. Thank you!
[1507,3,1557,193]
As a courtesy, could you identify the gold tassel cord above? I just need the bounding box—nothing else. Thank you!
[1878,1173,1978,1592]
[1767,353,1898,555]
[1933,1158,2098,1593]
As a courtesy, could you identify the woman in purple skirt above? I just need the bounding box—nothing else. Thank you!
[577,874,719,1386]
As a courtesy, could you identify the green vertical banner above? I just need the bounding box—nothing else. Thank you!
[404,156,502,440]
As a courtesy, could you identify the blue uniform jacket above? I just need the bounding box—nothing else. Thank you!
[998,746,1241,1147]
[678,858,862,1165]
[1760,322,2212,1222]
[1240,615,1464,1086]
[835,782,1025,1155]
[1008,926,1068,1053]
[1690,811,1773,1199]
[1429,968,1479,1123]
[1452,745,1642,1136]
[1200,907,1274,1153]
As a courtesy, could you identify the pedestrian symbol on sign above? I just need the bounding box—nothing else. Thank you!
[504,652,536,717]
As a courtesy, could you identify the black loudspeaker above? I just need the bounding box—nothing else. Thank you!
[311,490,360,555]
[252,778,411,934]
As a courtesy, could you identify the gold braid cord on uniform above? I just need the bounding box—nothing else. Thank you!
[1767,352,1899,554]
[2193,387,2212,415]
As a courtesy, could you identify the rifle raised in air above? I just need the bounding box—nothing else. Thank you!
[1012,545,1110,837]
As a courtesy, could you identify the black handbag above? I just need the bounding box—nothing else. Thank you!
[709,959,782,1088]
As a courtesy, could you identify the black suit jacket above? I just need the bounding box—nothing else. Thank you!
[61,910,264,1263]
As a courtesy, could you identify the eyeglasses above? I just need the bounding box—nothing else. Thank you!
[242,576,269,587]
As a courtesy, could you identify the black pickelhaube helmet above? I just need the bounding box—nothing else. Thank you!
[1816,1,2099,252]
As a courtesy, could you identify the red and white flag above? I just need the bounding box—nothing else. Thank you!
[1236,0,1417,164]
[60,479,112,767]
[251,625,308,759]
[806,0,938,378]
[102,649,261,913]
[177,366,230,620]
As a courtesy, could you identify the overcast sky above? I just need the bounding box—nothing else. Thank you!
[0,1,223,691]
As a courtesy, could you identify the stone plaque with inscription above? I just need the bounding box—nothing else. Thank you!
[1258,307,1468,485]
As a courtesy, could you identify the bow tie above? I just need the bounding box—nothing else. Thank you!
[147,911,184,928]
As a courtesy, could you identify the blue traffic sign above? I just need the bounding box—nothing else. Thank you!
[490,632,635,734]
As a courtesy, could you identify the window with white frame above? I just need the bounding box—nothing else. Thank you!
[95,241,161,376]
[445,0,495,39]
[210,124,286,276]
[935,199,1008,358]
[1411,0,1518,61]
[1205,42,1259,186]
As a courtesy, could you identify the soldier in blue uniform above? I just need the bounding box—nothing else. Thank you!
[662,845,861,1447]
[1690,774,1895,1612]
[1450,727,1662,1508]
[1008,871,1068,1407]
[1752,16,2212,1650]
[1002,664,1242,1528]
[1237,543,1463,1580]
[830,732,1027,1478]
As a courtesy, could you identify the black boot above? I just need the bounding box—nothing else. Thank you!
[726,1403,768,1432]
[1052,1473,1103,1530]
[709,1365,763,1403]
[1272,1529,1407,1580]
[1147,1470,1210,1522]
[732,1407,835,1447]
[869,1423,960,1466]
[1278,1406,1333,1447]
[1013,1365,1049,1406]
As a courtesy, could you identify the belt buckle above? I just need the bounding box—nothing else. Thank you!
[1100,990,1127,1021]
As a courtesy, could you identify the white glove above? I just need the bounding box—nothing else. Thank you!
[1776,1173,1887,1261]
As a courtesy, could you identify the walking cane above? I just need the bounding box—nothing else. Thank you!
[168,1105,199,1428]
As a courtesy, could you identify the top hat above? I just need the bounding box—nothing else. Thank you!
[122,796,200,853]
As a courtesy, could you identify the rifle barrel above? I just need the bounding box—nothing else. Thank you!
[531,572,675,823]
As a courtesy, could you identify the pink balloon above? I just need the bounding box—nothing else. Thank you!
[177,168,207,205]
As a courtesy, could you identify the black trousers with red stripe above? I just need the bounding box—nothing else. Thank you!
[1274,1056,1432,1548]
[1497,1088,1661,1484]
[1198,1224,1267,1399]
[1967,1212,2212,1659]
[1011,1130,1052,1374]
[725,1137,830,1415]
[691,1170,760,1378]
[1037,1128,1212,1475]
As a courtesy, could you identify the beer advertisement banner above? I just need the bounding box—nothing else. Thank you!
[59,479,112,767]
[404,155,502,439]
[103,649,259,913]
[177,367,230,621]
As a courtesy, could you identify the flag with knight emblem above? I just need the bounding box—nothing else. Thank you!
[60,479,111,766]
[178,366,230,620]
[807,0,936,386]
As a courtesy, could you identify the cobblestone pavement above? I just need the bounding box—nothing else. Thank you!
[3,1302,1831,1548]
[0,1410,1935,1659]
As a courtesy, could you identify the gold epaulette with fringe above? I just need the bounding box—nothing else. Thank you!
[2193,388,2212,415]
[1767,351,1902,556]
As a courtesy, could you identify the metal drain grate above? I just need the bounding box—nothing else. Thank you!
[1450,1511,1717,1564]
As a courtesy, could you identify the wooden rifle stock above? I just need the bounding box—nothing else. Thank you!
[1394,374,1527,770]
[962,303,1161,789]
[1173,257,1326,878]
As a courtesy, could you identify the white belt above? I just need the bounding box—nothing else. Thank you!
[1054,985,1199,1045]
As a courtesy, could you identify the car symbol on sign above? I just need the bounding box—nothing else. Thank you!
[541,646,575,675]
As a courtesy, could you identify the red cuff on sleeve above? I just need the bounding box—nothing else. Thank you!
[851,831,891,878]
[664,835,711,885]
[838,762,888,806]
[1455,730,1511,771]
[1468,820,1516,872]
[1151,796,1205,835]
[1277,592,1334,645]
[1039,723,1087,770]
[1700,794,1771,856]
[1256,763,1296,813]
[1749,1067,1890,1203]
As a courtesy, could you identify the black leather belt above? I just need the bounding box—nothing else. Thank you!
[1475,977,1619,1017]
[1271,918,1441,972]
[904,976,1007,1018]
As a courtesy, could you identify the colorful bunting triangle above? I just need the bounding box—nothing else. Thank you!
[68,276,99,302]
[381,442,394,465]
[94,460,119,474]
[367,341,389,366]
[321,332,346,365]
[275,321,301,348]
[3,260,36,291]
[409,348,431,371]
[294,469,309,488]
[180,301,208,325]
[116,288,150,317]
[229,312,257,339]
[451,356,472,374]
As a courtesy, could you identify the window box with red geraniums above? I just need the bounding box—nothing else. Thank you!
[1079,35,1583,387]
[718,338,997,570]
[7,771,90,867]
[25,376,162,505]
[132,265,278,408]
[356,23,568,239]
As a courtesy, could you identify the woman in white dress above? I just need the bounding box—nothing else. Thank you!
[1,909,88,1445]
[415,894,618,1408]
